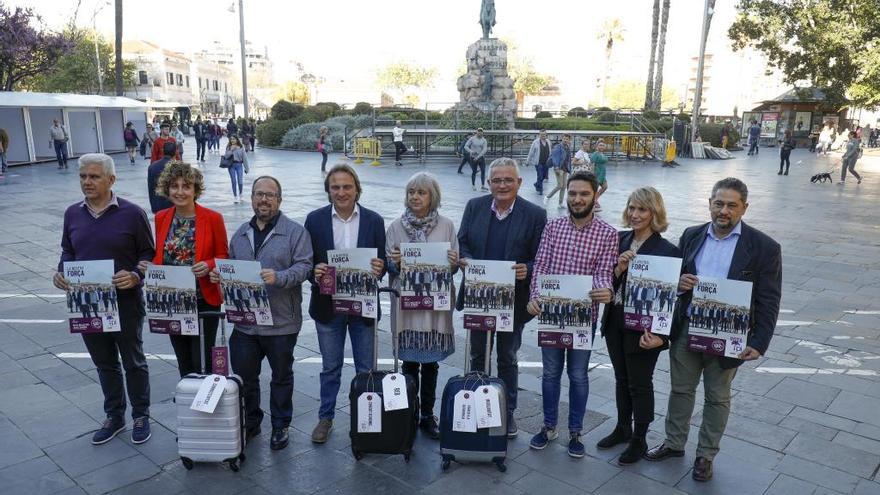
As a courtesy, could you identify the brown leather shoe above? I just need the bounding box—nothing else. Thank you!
[643,443,685,461]
[692,456,713,482]
[311,419,333,444]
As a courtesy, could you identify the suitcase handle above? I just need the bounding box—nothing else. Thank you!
[197,311,226,375]
[372,287,401,373]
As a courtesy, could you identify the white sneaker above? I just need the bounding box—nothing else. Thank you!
[543,196,549,206]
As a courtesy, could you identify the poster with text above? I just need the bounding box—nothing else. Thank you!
[63,260,121,333]
[400,242,452,311]
[537,274,594,350]
[623,255,682,335]
[329,248,378,318]
[216,259,274,326]
[687,277,753,358]
[145,265,199,335]
[462,260,515,332]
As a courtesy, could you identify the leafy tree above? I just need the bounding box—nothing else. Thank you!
[729,0,880,108]
[26,28,134,94]
[376,62,437,106]
[0,5,73,91]
[501,38,554,106]
[270,100,304,120]
[605,80,679,110]
[353,102,373,115]
[644,0,660,109]
[274,80,310,105]
[596,18,626,106]
[651,0,671,111]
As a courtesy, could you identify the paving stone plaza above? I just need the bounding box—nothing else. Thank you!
[0,142,879,495]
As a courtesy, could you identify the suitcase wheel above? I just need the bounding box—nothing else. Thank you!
[495,460,507,473]
[404,452,411,463]
[228,458,240,472]
[351,447,364,461]
[441,459,451,471]
[238,453,246,462]
[181,457,194,470]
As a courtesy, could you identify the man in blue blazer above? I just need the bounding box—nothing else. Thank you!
[457,157,547,438]
[645,177,782,482]
[304,164,387,444]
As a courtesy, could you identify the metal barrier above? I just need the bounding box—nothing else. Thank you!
[353,137,382,166]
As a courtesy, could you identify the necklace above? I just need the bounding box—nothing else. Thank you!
[630,235,649,253]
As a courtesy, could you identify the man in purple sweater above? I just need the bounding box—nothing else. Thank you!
[52,153,156,445]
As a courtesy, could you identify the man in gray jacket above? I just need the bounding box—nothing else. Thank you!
[211,175,313,451]
[464,127,489,191]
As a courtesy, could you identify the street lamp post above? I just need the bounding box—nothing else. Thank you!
[690,0,715,147]
[91,1,110,95]
[237,0,249,119]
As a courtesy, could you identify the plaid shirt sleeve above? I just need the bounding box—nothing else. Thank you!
[529,221,554,301]
[592,228,618,290]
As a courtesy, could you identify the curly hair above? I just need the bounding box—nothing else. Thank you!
[156,161,205,200]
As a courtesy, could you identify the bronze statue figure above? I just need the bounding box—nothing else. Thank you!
[480,0,496,39]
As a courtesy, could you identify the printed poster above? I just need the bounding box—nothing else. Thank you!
[399,242,452,311]
[687,277,753,358]
[536,275,595,350]
[63,260,121,333]
[461,260,515,332]
[216,259,274,326]
[144,265,199,335]
[328,248,378,318]
[623,255,682,335]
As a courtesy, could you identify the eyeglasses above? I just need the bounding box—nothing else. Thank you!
[489,178,517,185]
[252,191,280,200]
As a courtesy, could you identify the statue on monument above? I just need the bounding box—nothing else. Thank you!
[481,66,494,102]
[480,0,496,39]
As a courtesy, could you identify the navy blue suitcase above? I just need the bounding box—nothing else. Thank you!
[348,288,419,461]
[439,327,508,472]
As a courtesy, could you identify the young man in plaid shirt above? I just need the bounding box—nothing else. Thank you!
[526,171,618,458]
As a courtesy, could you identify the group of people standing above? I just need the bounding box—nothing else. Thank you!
[53,140,781,484]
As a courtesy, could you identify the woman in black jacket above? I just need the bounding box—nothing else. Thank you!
[597,186,681,465]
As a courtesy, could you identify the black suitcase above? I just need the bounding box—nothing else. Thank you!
[348,287,419,461]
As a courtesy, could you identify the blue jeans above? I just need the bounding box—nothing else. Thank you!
[228,162,243,196]
[541,347,592,433]
[470,322,524,414]
[54,140,69,168]
[230,330,298,429]
[534,163,548,192]
[748,138,759,154]
[315,314,374,420]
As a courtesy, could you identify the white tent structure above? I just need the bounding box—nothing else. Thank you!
[0,92,148,165]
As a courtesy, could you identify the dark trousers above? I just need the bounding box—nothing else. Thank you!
[320,150,328,172]
[458,154,469,173]
[169,300,220,377]
[470,323,524,414]
[748,138,759,155]
[196,139,206,161]
[402,361,439,417]
[81,301,150,421]
[394,141,407,161]
[780,150,791,172]
[470,157,486,187]
[604,325,661,428]
[230,330,298,429]
[54,140,69,168]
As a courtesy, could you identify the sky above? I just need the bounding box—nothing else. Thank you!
[10,0,752,107]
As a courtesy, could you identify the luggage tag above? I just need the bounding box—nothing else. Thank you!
[382,373,409,411]
[474,385,502,429]
[357,392,382,433]
[452,390,477,433]
[190,374,227,413]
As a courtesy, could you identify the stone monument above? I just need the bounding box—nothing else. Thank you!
[455,0,517,127]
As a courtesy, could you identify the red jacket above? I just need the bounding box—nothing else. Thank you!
[151,136,181,162]
[152,203,228,307]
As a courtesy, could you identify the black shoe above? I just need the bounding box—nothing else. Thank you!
[777,170,783,175]
[270,427,289,450]
[245,425,262,443]
[419,416,440,440]
[784,169,789,175]
[692,456,713,481]
[617,437,647,465]
[596,425,632,450]
[644,443,685,461]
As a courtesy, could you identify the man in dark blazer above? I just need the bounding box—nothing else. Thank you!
[457,157,547,438]
[304,163,386,445]
[645,177,782,483]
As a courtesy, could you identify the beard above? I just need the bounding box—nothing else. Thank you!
[568,199,596,219]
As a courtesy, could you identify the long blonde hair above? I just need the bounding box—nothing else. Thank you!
[621,187,669,233]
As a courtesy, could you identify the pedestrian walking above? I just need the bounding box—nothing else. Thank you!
[141,124,158,161]
[171,123,185,159]
[457,132,474,174]
[193,117,207,163]
[393,120,407,166]
[464,128,489,191]
[123,122,140,165]
[778,129,795,175]
[839,131,863,185]
[0,127,9,177]
[49,119,70,169]
[527,129,552,194]
[317,126,330,175]
[224,135,249,203]
[544,133,572,209]
[746,120,761,156]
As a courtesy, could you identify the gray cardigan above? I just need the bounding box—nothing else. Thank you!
[228,213,313,336]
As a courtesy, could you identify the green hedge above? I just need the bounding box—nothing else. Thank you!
[514,118,630,131]
[697,124,741,148]
[256,119,296,147]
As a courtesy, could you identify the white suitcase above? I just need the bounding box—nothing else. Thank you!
[174,312,246,471]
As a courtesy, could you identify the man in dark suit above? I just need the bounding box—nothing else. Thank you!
[305,164,386,445]
[645,177,782,483]
[146,142,177,214]
[457,157,547,438]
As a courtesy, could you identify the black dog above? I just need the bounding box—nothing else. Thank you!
[811,172,833,183]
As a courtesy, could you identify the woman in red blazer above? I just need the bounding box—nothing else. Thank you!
[139,161,229,377]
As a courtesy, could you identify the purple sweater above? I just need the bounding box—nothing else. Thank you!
[58,196,156,299]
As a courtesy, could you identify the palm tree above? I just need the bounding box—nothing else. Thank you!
[645,0,660,109]
[651,0,671,110]
[596,18,625,107]
[114,0,123,95]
